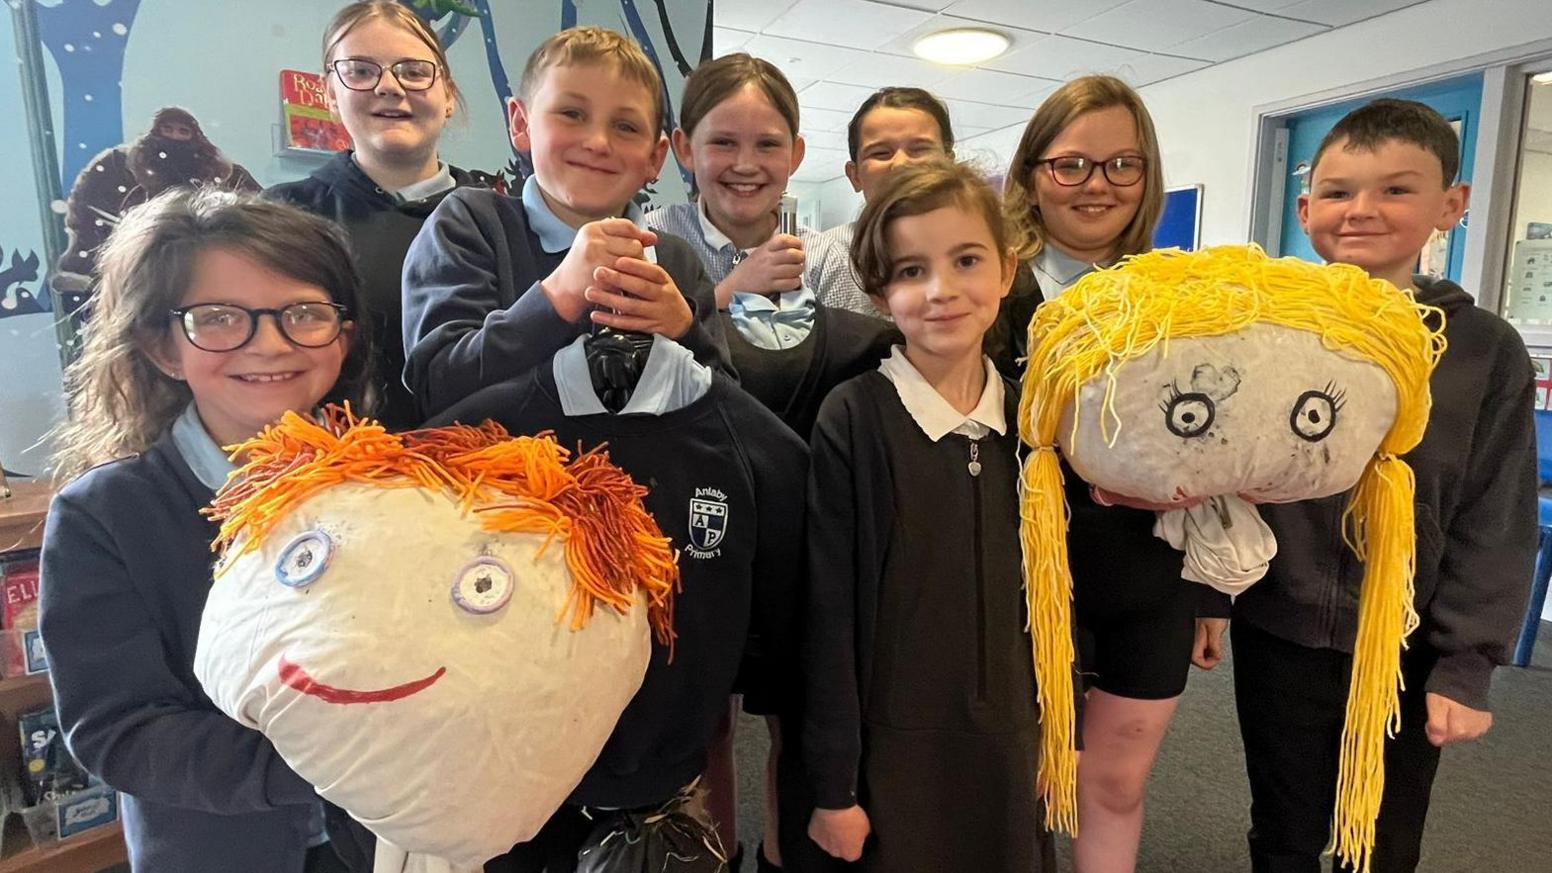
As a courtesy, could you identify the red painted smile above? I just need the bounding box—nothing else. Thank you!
[278,656,445,705]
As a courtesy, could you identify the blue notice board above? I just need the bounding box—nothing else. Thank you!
[1154,185,1203,251]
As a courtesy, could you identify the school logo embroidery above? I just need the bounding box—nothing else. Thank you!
[685,487,728,559]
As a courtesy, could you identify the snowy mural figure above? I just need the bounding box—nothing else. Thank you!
[52,107,259,315]
[193,408,679,873]
[1016,245,1444,871]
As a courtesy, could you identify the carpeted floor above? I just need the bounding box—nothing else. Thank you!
[733,622,1552,872]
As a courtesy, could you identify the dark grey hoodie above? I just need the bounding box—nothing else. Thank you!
[1234,275,1538,711]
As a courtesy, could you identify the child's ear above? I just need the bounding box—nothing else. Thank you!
[999,246,1019,299]
[670,128,693,166]
[338,320,356,357]
[1296,192,1312,232]
[1438,182,1469,230]
[141,333,185,382]
[789,134,807,176]
[507,97,532,153]
[648,132,671,180]
[844,160,862,194]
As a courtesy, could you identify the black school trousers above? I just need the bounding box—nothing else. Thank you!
[1231,621,1442,873]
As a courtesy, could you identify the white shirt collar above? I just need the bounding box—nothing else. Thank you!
[1033,244,1100,297]
[696,198,737,253]
[878,346,1006,442]
[552,334,712,416]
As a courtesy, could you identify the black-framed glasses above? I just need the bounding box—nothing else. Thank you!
[329,57,440,92]
[170,303,349,352]
[1033,155,1147,187]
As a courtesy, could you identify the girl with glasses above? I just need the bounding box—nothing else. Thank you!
[996,75,1195,873]
[269,0,481,429]
[41,189,373,873]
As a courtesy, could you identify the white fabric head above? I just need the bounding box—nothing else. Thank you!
[1060,323,1397,509]
[194,484,651,868]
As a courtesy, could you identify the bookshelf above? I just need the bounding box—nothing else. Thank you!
[0,485,127,872]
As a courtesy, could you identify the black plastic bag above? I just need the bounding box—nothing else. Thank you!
[574,783,727,873]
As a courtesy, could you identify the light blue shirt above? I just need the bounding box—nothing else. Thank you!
[522,174,649,255]
[693,200,816,350]
[552,333,711,416]
[392,162,456,203]
[815,221,884,318]
[1032,245,1101,298]
[169,404,236,492]
[646,201,831,349]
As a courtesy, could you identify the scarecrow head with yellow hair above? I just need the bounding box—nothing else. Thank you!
[1019,245,1444,873]
[193,407,679,872]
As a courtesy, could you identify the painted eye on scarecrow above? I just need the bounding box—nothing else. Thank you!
[1290,386,1344,442]
[451,556,515,615]
[1160,388,1215,439]
[275,530,334,589]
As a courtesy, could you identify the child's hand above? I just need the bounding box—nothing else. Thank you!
[541,218,653,323]
[1191,618,1228,670]
[808,804,870,862]
[1424,692,1493,746]
[715,234,805,308]
[585,257,695,339]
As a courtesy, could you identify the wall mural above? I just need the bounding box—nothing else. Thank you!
[5,0,712,325]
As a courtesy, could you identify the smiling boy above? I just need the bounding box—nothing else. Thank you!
[1218,98,1537,873]
[401,26,729,418]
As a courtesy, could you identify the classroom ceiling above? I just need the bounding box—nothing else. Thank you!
[714,0,1430,182]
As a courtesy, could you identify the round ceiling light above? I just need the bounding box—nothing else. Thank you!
[912,28,1010,66]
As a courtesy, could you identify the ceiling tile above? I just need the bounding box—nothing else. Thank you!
[828,51,961,90]
[742,34,876,82]
[797,127,852,155]
[1272,0,1427,27]
[883,0,960,10]
[762,0,933,51]
[932,67,1061,106]
[790,146,851,181]
[800,106,860,133]
[712,27,755,57]
[715,0,803,32]
[1168,14,1327,62]
[949,100,1036,130]
[982,33,1148,80]
[1119,53,1211,85]
[799,80,881,112]
[936,0,1133,34]
[1205,0,1307,11]
[1061,0,1254,53]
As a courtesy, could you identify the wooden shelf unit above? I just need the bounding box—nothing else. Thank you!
[0,484,128,872]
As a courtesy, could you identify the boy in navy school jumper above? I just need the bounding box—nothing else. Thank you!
[1207,99,1538,873]
[401,29,730,421]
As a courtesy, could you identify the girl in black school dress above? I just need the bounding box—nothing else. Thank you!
[798,160,1053,873]
[269,1,484,428]
[996,75,1188,873]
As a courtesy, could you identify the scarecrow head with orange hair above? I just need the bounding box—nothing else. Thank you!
[193,407,678,871]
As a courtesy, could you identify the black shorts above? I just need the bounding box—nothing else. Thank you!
[1074,575,1197,700]
[1065,464,1197,700]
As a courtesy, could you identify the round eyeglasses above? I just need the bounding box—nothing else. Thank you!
[329,58,440,92]
[1033,155,1147,187]
[170,302,349,353]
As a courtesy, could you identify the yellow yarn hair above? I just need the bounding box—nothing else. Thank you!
[1017,245,1444,872]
